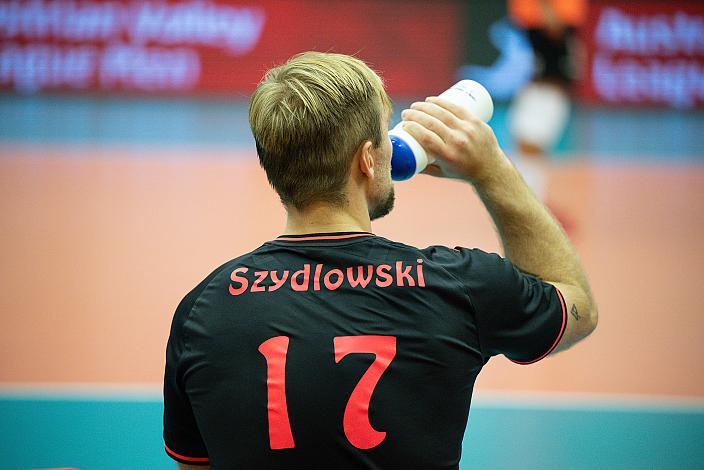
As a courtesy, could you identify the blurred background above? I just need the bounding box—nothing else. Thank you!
[1,0,703,468]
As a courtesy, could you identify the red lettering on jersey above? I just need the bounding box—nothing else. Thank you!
[395,261,415,287]
[375,264,393,287]
[228,267,249,296]
[313,263,323,291]
[291,264,310,292]
[252,271,268,293]
[416,259,426,287]
[269,270,290,292]
[347,265,373,288]
[324,268,344,290]
[229,261,427,295]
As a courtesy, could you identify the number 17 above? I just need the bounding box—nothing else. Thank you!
[258,335,397,450]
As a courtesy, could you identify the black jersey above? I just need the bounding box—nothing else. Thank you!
[164,232,566,469]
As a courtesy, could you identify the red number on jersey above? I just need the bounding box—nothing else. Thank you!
[334,335,397,449]
[258,335,397,450]
[258,336,295,449]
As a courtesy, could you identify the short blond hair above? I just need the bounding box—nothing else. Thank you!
[249,51,392,210]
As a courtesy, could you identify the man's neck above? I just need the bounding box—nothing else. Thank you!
[284,202,371,235]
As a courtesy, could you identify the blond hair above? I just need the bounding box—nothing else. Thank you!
[249,51,392,210]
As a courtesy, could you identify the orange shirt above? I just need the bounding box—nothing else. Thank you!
[509,0,587,28]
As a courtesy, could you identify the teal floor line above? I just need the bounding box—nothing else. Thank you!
[1,398,703,470]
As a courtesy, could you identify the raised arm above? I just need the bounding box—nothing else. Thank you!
[401,97,597,353]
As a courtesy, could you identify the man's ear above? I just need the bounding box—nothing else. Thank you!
[357,140,375,179]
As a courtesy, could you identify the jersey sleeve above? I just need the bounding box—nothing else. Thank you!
[425,246,567,364]
[163,284,212,466]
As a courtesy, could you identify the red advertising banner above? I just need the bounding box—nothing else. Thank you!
[578,1,704,108]
[0,0,461,96]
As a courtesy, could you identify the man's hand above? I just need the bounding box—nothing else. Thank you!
[400,96,508,183]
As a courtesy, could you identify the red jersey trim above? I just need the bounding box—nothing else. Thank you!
[164,443,210,463]
[509,285,568,365]
[276,233,374,242]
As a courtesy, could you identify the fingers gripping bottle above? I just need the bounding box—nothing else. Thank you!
[389,80,494,181]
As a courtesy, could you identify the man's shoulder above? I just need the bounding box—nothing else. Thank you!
[373,236,455,255]
[377,237,492,261]
[173,244,270,317]
[373,238,509,280]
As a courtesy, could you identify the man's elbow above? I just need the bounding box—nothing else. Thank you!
[583,301,598,338]
[571,294,598,345]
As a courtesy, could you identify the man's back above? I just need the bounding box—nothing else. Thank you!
[163,51,596,469]
[164,232,567,469]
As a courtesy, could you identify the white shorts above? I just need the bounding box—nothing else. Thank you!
[509,82,570,151]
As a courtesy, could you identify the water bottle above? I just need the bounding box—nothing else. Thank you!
[390,80,494,181]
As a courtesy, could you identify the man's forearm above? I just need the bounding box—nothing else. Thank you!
[472,152,593,303]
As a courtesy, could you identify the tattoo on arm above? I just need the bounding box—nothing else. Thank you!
[570,304,580,321]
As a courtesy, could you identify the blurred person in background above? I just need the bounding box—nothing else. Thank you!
[507,0,587,215]
[163,51,597,469]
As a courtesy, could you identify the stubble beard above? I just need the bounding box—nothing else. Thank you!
[369,185,395,221]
